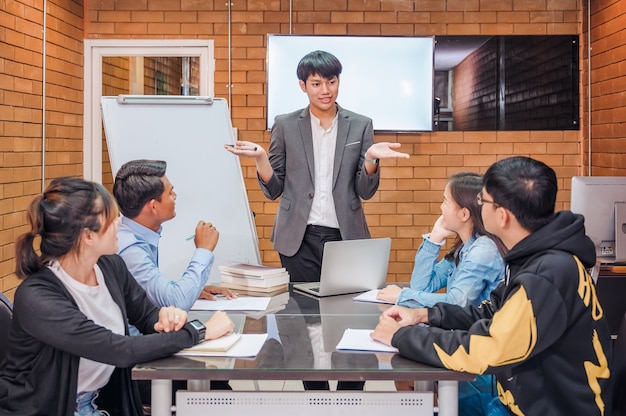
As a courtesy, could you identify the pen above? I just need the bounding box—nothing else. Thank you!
[225,144,257,151]
[186,234,195,241]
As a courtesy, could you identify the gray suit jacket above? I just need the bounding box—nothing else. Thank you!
[259,104,380,257]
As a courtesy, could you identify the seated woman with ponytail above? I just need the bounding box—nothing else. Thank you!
[0,177,234,416]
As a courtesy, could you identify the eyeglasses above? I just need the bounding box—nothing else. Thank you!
[477,192,500,208]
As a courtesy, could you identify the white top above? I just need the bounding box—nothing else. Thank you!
[307,111,340,229]
[49,260,124,393]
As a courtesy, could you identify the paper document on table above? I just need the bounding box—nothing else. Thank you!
[176,333,269,357]
[190,296,271,311]
[336,328,399,353]
[353,289,393,304]
[180,333,242,353]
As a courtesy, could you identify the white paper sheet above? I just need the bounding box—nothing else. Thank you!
[179,333,242,353]
[336,328,399,353]
[190,296,271,311]
[353,289,394,304]
[175,333,269,357]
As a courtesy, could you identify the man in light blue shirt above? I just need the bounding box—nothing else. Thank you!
[113,159,236,312]
[114,159,234,398]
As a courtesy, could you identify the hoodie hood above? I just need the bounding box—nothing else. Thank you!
[505,210,596,269]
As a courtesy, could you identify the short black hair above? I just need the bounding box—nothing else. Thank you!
[113,159,167,219]
[296,50,342,83]
[483,156,557,232]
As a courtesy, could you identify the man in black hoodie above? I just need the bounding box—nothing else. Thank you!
[372,156,613,415]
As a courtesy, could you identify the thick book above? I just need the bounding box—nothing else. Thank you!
[220,272,289,288]
[219,263,287,279]
[228,284,289,297]
[220,282,289,294]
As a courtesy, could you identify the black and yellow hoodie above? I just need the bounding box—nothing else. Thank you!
[392,211,613,416]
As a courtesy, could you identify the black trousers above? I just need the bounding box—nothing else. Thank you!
[279,225,342,283]
[281,225,364,391]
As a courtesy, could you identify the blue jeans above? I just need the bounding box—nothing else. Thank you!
[75,390,110,416]
[458,375,510,416]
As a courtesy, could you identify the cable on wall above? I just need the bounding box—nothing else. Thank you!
[41,0,47,191]
[587,0,592,175]
[227,1,232,108]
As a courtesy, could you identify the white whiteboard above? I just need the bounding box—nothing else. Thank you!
[101,95,261,285]
[267,35,435,132]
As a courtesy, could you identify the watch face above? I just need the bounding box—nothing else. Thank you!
[189,319,205,331]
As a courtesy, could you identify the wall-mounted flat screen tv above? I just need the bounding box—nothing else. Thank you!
[266,35,435,132]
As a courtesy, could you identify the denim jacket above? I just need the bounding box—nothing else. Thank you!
[396,233,505,308]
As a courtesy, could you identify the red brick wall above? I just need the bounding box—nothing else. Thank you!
[82,0,583,283]
[584,0,626,176]
[2,0,601,298]
[1,0,84,299]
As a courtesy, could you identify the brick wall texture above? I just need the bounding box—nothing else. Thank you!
[1,0,625,299]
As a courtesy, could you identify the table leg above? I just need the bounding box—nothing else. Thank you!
[437,380,458,416]
[187,380,212,390]
[151,379,172,416]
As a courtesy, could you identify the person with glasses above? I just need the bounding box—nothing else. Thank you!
[372,157,613,416]
[477,192,500,208]
[376,172,508,415]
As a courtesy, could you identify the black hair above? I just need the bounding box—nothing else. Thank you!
[113,159,167,219]
[483,156,557,232]
[296,50,342,83]
[444,172,507,264]
[15,177,119,278]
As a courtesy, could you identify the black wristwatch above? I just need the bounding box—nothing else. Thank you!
[188,319,206,344]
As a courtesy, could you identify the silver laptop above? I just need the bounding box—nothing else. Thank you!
[293,238,391,297]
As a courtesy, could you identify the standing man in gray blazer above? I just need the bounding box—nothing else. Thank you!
[226,50,409,282]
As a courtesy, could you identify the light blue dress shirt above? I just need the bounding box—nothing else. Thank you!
[396,233,505,308]
[117,216,214,311]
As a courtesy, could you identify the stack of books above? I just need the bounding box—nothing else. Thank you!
[245,290,290,319]
[219,263,290,294]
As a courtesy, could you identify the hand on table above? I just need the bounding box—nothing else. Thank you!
[204,311,235,340]
[377,284,402,303]
[199,285,238,300]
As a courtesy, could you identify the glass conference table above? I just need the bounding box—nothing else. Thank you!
[133,287,474,416]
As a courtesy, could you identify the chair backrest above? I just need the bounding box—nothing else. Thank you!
[0,292,13,361]
[612,311,626,416]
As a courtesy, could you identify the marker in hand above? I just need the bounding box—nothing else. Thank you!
[225,144,257,151]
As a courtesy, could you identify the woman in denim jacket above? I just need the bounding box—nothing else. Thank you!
[377,172,506,307]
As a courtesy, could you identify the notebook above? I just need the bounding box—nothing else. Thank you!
[293,238,391,297]
[318,293,383,352]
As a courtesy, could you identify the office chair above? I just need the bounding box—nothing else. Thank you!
[612,311,626,416]
[0,292,13,360]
